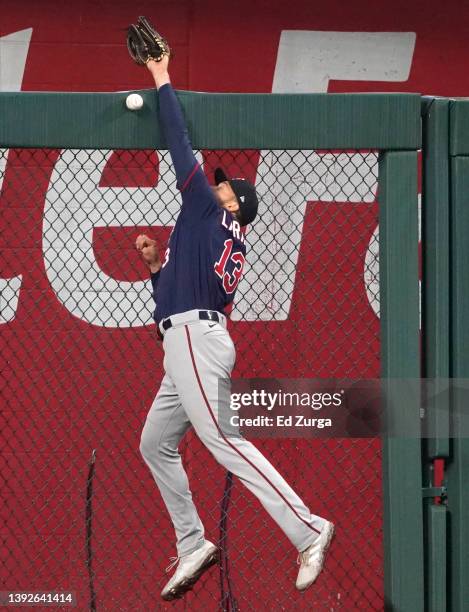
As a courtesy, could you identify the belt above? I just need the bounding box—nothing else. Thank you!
[157,309,226,340]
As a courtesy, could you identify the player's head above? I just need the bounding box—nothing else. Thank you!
[213,168,258,227]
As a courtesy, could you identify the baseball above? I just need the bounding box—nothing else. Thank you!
[126,93,144,110]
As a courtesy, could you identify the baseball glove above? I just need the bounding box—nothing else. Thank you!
[127,16,171,66]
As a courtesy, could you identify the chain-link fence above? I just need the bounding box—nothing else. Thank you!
[1,146,382,610]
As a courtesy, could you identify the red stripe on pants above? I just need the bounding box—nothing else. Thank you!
[184,324,320,535]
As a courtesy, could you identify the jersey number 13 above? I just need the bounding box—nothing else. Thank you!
[214,239,245,294]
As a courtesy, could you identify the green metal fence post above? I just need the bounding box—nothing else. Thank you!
[421,96,451,455]
[421,96,451,612]
[379,151,424,612]
[447,144,469,612]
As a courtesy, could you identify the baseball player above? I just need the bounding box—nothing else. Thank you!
[136,54,334,602]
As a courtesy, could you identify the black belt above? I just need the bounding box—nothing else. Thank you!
[157,310,223,340]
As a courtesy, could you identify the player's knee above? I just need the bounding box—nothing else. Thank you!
[139,421,156,462]
[140,422,179,464]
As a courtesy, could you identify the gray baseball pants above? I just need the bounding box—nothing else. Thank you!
[140,310,326,557]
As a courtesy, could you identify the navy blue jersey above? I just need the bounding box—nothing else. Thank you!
[150,83,246,323]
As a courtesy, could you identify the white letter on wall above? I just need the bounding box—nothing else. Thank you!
[0,28,32,323]
[231,31,416,320]
[44,149,203,327]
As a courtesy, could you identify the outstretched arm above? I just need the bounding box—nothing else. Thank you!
[147,58,199,191]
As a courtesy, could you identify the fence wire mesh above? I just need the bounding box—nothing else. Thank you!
[1,147,382,611]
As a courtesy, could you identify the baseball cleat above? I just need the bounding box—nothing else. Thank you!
[161,540,219,601]
[296,521,335,591]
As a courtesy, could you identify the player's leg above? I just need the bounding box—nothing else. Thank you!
[140,372,205,557]
[140,372,219,600]
[163,321,328,554]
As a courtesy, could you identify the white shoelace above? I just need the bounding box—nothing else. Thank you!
[165,556,179,573]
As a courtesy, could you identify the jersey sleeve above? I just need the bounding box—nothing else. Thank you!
[150,270,160,304]
[157,83,219,220]
[158,83,201,191]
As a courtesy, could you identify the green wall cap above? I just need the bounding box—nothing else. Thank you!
[0,89,421,150]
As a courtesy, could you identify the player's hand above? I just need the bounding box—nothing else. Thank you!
[135,234,162,273]
[147,54,169,73]
[146,55,170,89]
